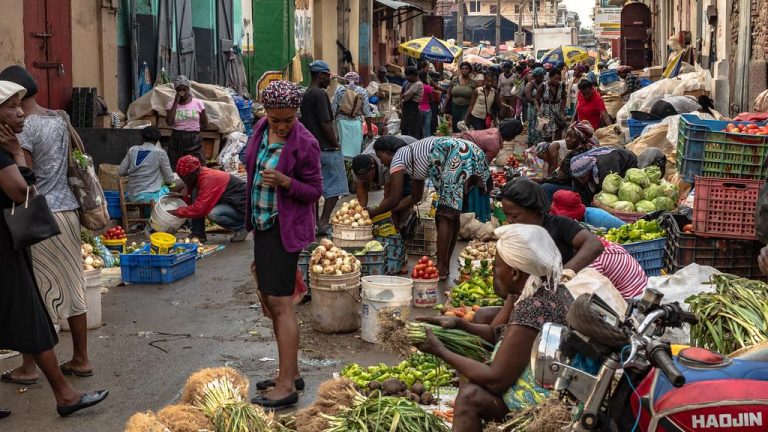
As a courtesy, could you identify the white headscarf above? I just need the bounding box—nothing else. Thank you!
[0,81,26,105]
[494,224,563,304]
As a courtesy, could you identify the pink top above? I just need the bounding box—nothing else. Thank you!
[589,239,648,299]
[167,98,205,132]
[419,85,433,112]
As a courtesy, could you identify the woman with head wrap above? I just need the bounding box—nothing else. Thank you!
[370,135,491,280]
[524,67,546,145]
[0,66,99,386]
[540,120,596,199]
[442,61,478,132]
[0,81,108,418]
[570,146,638,205]
[165,75,208,168]
[332,71,375,157]
[243,81,323,409]
[416,224,574,430]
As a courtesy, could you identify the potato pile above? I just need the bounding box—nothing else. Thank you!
[81,243,105,271]
[459,240,496,261]
[310,238,361,275]
[332,199,373,227]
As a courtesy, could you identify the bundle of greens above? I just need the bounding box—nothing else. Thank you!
[686,274,768,355]
[324,391,450,432]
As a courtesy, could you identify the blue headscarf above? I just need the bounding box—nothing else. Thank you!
[570,147,616,183]
[532,67,546,78]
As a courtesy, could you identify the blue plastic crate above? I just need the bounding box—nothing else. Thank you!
[120,243,197,284]
[600,70,619,85]
[639,78,652,88]
[628,118,661,140]
[621,237,665,277]
[104,190,122,219]
[677,114,768,183]
[376,234,406,275]
[298,241,389,284]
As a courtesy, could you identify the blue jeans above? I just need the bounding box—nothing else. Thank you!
[421,110,432,138]
[208,204,245,231]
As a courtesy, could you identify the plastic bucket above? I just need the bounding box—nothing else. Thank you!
[361,276,413,343]
[101,237,127,255]
[310,280,362,334]
[150,232,176,255]
[150,196,187,233]
[412,278,439,308]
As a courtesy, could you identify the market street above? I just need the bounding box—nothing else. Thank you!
[0,227,420,431]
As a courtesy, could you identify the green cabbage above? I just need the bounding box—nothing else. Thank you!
[642,184,664,201]
[596,192,620,208]
[602,173,623,194]
[613,201,636,212]
[658,180,679,200]
[652,196,676,211]
[625,168,650,188]
[355,240,384,255]
[644,165,662,184]
[618,182,643,203]
[635,200,657,213]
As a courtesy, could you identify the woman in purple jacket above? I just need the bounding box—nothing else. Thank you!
[244,81,323,409]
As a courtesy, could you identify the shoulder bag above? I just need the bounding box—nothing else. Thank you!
[58,111,109,230]
[398,147,422,241]
[3,186,61,250]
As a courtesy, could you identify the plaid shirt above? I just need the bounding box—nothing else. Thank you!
[251,132,284,231]
[624,73,641,95]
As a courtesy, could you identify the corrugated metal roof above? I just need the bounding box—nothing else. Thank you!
[376,0,423,11]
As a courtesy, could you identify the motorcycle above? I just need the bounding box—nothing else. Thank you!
[530,288,768,432]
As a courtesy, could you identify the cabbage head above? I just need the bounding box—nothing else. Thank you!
[602,173,623,194]
[635,200,657,213]
[613,201,636,212]
[625,168,650,188]
[644,165,662,184]
[658,180,679,200]
[618,182,643,203]
[596,192,619,208]
[642,184,663,201]
[652,196,675,211]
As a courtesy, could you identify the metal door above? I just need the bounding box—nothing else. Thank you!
[175,0,196,79]
[23,0,72,110]
[621,2,652,70]
[216,0,234,86]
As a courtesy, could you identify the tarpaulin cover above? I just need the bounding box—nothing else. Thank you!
[126,82,244,135]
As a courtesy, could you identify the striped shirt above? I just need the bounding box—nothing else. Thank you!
[251,132,284,231]
[588,240,647,299]
[389,137,441,180]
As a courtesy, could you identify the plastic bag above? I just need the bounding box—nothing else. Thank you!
[217,132,248,173]
[564,268,627,316]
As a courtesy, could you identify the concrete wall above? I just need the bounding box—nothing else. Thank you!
[0,0,24,66]
[314,0,340,71]
[71,1,119,111]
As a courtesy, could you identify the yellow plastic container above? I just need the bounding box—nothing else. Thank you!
[150,232,176,255]
[372,212,397,237]
[101,237,127,255]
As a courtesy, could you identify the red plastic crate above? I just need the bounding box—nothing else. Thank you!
[692,177,764,240]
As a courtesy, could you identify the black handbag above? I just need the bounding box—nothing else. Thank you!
[398,147,422,241]
[3,186,61,250]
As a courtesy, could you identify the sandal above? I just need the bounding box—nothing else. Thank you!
[255,377,305,391]
[59,363,94,377]
[250,392,298,410]
[1,369,39,386]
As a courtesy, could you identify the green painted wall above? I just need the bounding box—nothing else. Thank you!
[117,0,159,47]
[244,0,295,95]
[191,0,216,28]
[234,0,243,47]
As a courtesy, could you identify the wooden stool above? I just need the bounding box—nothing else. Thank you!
[118,177,154,231]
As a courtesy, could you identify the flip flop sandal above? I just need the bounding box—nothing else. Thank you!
[1,370,39,386]
[250,392,298,410]
[59,363,94,377]
[255,377,305,391]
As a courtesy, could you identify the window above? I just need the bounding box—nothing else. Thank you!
[514,4,520,14]
[489,4,497,14]
[468,1,480,13]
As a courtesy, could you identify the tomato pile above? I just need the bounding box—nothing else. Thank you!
[411,255,439,280]
[721,122,768,135]
[491,171,507,188]
[103,225,127,240]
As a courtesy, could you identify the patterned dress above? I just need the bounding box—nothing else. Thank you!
[427,137,490,211]
[539,82,566,142]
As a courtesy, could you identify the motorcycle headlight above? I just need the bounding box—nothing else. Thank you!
[531,323,567,389]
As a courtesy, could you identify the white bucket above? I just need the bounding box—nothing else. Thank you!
[412,278,439,308]
[60,269,102,331]
[150,196,187,233]
[361,276,413,343]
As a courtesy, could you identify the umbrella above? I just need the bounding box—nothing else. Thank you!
[539,46,589,67]
[462,54,494,66]
[398,37,462,63]
[464,45,496,58]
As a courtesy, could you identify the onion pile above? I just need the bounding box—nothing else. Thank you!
[81,243,104,271]
[332,199,373,227]
[310,238,361,275]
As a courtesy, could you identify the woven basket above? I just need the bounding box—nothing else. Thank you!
[592,199,646,224]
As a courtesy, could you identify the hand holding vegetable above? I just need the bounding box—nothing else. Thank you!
[414,326,444,356]
[416,316,460,329]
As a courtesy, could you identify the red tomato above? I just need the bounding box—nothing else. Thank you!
[417,270,425,278]
[412,268,419,278]
[747,123,759,130]
[420,255,429,263]
[427,260,434,267]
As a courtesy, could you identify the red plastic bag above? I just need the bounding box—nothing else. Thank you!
[251,262,307,318]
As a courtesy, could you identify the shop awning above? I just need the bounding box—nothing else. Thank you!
[375,0,423,12]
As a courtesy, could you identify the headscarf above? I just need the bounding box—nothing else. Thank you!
[174,75,191,88]
[176,155,202,177]
[494,224,563,303]
[0,80,26,105]
[0,66,38,99]
[532,67,546,78]
[568,120,595,143]
[344,71,360,86]
[260,80,303,109]
[571,147,615,183]
[550,190,586,221]
[573,64,587,74]
[535,141,551,155]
